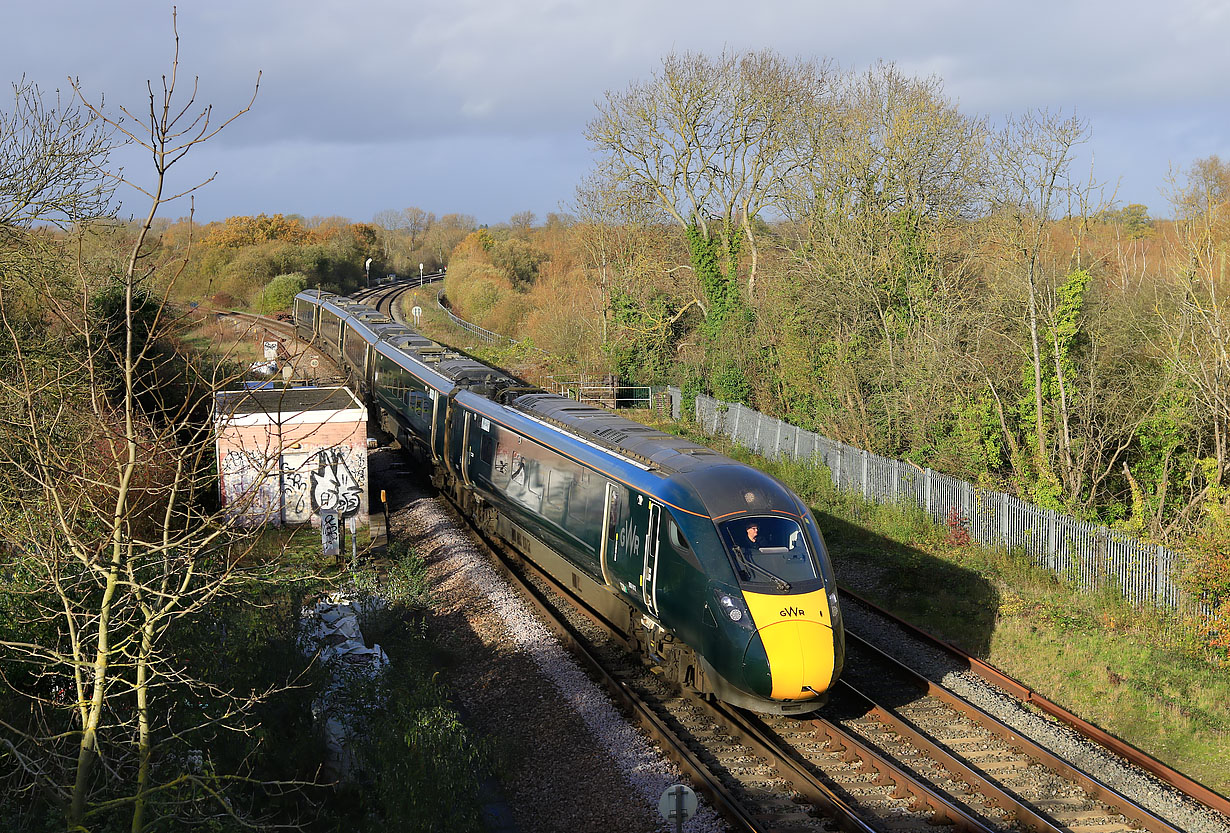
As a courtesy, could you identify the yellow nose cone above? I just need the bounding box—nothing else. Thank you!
[742,589,835,700]
[755,619,835,699]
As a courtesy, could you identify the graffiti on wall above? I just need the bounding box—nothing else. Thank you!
[219,442,366,525]
[309,448,363,518]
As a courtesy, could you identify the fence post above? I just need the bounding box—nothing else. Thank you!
[794,427,801,461]
[1000,492,1010,550]
[1047,510,1058,568]
[924,468,933,517]
[861,450,869,499]
[1155,544,1167,607]
[731,402,741,443]
[962,480,972,538]
[775,419,783,460]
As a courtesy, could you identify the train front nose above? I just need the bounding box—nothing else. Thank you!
[741,589,838,701]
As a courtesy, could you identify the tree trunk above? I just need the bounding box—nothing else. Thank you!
[1026,264,1049,477]
[131,621,154,833]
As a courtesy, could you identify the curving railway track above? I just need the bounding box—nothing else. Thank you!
[351,273,444,319]
[463,514,1229,833]
[267,284,1228,833]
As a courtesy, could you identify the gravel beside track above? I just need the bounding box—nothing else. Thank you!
[841,598,1230,833]
[376,450,728,833]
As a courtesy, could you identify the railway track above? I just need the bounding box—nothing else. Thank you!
[351,274,443,319]
[266,289,1227,833]
[454,512,1227,833]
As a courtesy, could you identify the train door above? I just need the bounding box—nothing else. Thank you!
[642,502,662,617]
[599,482,620,587]
[428,389,441,463]
[460,411,474,486]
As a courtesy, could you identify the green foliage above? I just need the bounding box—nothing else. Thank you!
[253,271,307,314]
[344,542,490,832]
[605,289,683,384]
[88,277,164,397]
[710,354,751,403]
[1016,268,1093,510]
[1119,389,1194,534]
[686,223,744,338]
[348,668,490,833]
[488,237,547,288]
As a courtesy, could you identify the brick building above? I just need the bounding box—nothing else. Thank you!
[214,386,369,528]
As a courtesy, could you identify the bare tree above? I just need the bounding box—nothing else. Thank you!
[0,15,313,833]
[1157,156,1230,528]
[586,49,830,300]
[0,78,115,233]
[777,64,986,448]
[508,210,536,236]
[983,109,1111,502]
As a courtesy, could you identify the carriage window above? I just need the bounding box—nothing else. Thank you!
[606,489,621,536]
[480,433,495,464]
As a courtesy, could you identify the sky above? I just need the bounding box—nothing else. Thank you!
[4,0,1229,226]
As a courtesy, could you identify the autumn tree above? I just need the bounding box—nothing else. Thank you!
[204,212,315,248]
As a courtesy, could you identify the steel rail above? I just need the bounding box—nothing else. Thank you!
[844,627,1188,833]
[472,527,767,833]
[831,678,1070,833]
[707,699,991,833]
[839,588,1230,819]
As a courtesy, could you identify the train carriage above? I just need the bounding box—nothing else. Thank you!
[293,290,845,713]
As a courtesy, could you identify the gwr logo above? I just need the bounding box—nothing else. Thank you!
[779,606,805,617]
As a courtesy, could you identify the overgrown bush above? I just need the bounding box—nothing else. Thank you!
[1181,535,1230,659]
[253,271,308,314]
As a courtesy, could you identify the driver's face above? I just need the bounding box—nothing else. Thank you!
[747,525,759,542]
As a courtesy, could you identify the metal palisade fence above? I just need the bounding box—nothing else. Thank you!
[693,394,1201,619]
[436,291,511,345]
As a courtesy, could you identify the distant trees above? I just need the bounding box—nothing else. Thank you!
[205,212,314,247]
[371,207,478,275]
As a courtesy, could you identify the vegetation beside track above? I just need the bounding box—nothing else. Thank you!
[629,411,1230,795]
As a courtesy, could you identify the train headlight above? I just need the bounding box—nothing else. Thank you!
[714,590,754,629]
[828,589,844,632]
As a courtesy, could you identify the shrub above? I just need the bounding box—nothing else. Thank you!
[253,272,308,314]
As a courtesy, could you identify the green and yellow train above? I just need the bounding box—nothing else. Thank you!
[294,290,844,713]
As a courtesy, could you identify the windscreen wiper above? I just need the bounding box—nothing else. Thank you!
[732,547,791,591]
